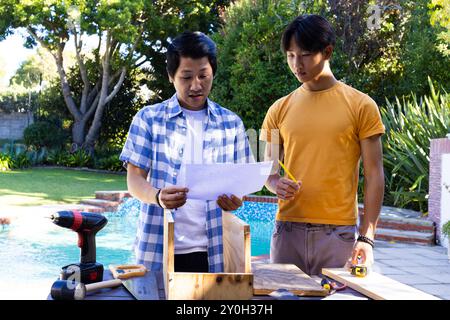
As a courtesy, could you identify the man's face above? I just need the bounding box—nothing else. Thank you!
[286,36,330,83]
[169,56,213,111]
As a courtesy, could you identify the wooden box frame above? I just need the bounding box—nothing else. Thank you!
[163,210,253,300]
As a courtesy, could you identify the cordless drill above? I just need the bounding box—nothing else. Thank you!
[51,211,107,284]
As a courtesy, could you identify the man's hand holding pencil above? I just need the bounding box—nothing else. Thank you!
[276,160,302,200]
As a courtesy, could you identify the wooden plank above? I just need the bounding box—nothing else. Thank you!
[163,209,174,300]
[322,268,440,300]
[163,210,254,300]
[252,263,328,297]
[223,211,251,273]
[167,272,253,300]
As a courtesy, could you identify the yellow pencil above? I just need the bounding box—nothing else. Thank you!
[278,160,299,184]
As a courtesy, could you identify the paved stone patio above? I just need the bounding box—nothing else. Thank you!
[373,240,450,299]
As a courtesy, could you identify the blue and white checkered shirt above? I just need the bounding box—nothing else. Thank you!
[120,94,254,272]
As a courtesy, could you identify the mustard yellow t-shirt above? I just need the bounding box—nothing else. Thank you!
[260,81,385,225]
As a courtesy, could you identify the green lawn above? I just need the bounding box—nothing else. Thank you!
[0,168,127,207]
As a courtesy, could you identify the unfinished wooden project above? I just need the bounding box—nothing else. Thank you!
[322,268,440,300]
[252,263,327,296]
[163,210,253,300]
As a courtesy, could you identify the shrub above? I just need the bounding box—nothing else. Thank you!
[23,120,67,150]
[95,154,124,172]
[46,149,70,166]
[10,152,32,169]
[443,220,450,239]
[67,149,92,168]
[381,79,449,213]
[0,153,12,171]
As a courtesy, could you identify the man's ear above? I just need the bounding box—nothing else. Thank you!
[324,45,334,60]
[168,73,174,83]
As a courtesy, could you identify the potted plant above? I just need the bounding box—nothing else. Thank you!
[442,220,450,260]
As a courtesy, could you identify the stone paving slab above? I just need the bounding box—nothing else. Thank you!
[422,273,450,284]
[413,284,450,299]
[378,252,434,260]
[414,259,450,267]
[400,247,446,253]
[410,253,450,260]
[372,263,412,275]
[396,266,450,275]
[372,241,450,299]
[373,253,393,260]
[388,274,439,285]
[376,259,428,267]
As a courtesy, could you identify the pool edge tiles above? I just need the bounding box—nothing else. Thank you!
[243,195,278,203]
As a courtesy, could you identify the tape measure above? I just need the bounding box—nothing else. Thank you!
[350,265,367,277]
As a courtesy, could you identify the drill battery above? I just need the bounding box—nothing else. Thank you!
[60,262,104,284]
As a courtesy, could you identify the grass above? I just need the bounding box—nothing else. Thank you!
[0,167,127,207]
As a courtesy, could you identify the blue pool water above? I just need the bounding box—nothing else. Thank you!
[233,201,277,256]
[0,199,277,298]
[114,198,278,257]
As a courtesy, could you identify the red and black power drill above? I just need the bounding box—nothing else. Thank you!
[51,211,107,284]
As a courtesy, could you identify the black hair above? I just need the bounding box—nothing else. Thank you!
[166,31,217,78]
[281,14,336,53]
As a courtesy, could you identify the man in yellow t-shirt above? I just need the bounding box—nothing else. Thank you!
[260,14,385,275]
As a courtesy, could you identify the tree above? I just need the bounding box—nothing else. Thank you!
[0,55,6,88]
[430,0,450,57]
[211,0,311,132]
[137,0,230,104]
[0,0,230,153]
[396,0,450,98]
[211,0,450,128]
[0,0,149,153]
[9,47,57,89]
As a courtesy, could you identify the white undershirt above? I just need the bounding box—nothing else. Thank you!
[174,107,208,254]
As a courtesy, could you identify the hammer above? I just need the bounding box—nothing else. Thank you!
[51,279,122,300]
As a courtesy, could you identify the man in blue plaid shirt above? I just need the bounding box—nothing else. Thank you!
[120,32,254,272]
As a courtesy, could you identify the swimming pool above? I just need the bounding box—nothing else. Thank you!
[114,198,277,256]
[0,202,139,299]
[233,200,277,256]
[0,198,277,299]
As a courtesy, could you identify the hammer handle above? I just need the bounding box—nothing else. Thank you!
[85,279,122,292]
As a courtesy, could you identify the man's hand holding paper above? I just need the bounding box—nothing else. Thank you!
[185,161,274,202]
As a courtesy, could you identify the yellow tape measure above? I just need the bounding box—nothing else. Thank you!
[350,265,368,277]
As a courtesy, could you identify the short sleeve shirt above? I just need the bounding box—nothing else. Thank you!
[120,94,254,271]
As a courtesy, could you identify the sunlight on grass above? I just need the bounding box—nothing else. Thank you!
[0,168,127,207]
[0,194,52,206]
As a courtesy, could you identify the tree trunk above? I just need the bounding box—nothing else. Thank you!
[26,27,136,155]
[72,119,87,150]
[83,114,102,155]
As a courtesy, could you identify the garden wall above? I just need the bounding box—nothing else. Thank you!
[429,137,450,245]
[0,112,33,140]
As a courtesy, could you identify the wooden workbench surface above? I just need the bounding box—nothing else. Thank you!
[47,270,367,300]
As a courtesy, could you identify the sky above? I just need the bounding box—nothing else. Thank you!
[0,28,103,90]
[0,29,36,88]
[0,28,152,98]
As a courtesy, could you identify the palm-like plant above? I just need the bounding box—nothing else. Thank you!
[381,78,450,213]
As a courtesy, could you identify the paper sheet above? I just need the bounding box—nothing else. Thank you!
[185,161,274,200]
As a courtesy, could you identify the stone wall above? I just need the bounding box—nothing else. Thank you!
[429,137,450,245]
[0,112,33,140]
